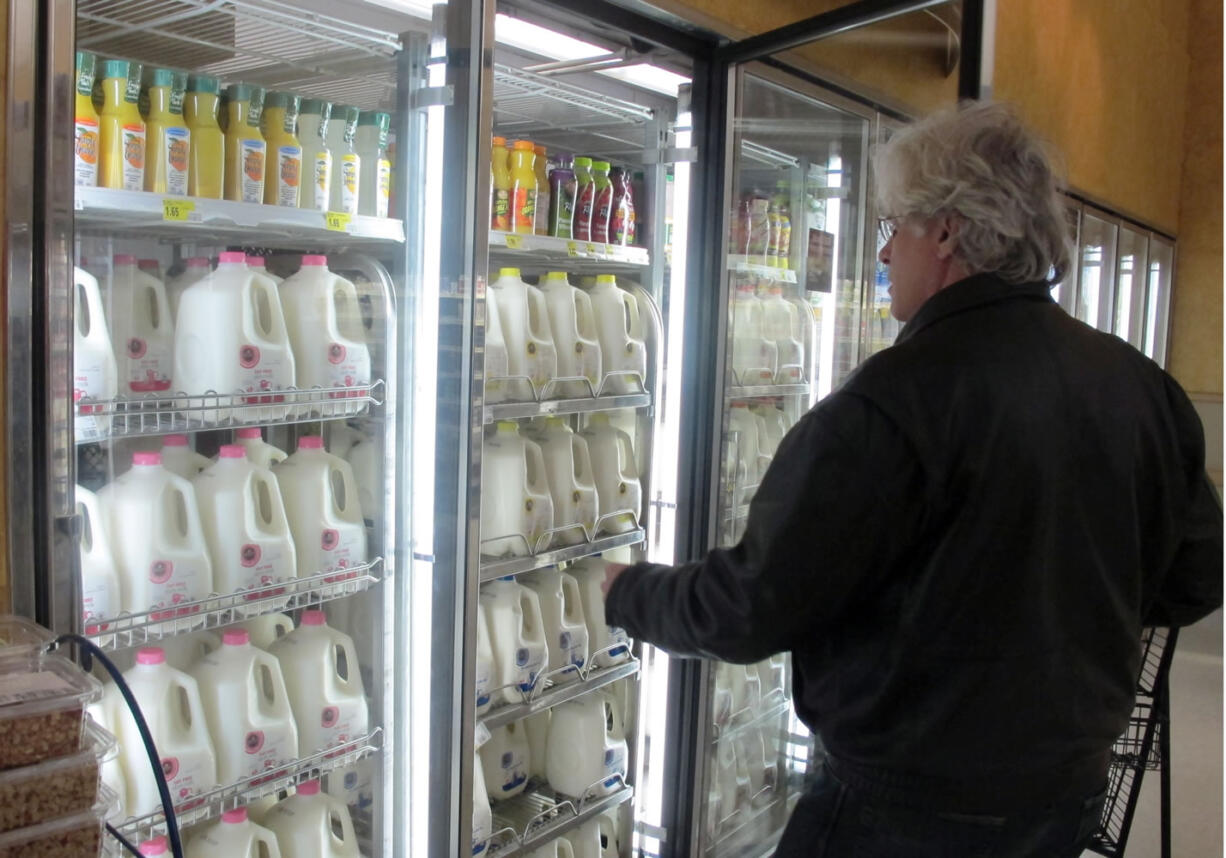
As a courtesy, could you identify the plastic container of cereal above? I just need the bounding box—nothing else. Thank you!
[0,615,54,656]
[0,652,102,770]
[0,783,116,857]
[0,715,117,833]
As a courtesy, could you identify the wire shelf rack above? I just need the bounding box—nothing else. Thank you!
[480,655,639,731]
[479,526,645,582]
[482,779,634,858]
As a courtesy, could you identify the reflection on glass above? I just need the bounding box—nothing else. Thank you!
[1114,226,1149,348]
[1144,238,1174,365]
[1077,214,1117,331]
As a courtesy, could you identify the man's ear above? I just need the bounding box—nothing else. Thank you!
[934,215,960,260]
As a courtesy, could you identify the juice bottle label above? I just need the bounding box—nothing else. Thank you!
[124,337,171,392]
[574,185,594,241]
[593,191,612,244]
[241,138,266,203]
[311,151,331,211]
[340,154,359,214]
[276,145,302,207]
[376,158,391,218]
[492,189,511,231]
[74,119,99,187]
[164,127,190,195]
[513,187,536,234]
[122,125,145,191]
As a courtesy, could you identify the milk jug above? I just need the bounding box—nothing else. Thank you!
[189,628,299,783]
[528,839,576,858]
[752,403,789,459]
[87,690,128,820]
[268,610,369,754]
[568,558,630,668]
[787,293,819,377]
[234,426,288,468]
[99,451,213,623]
[730,283,776,386]
[77,485,120,641]
[140,836,170,856]
[524,710,551,779]
[160,629,221,671]
[728,402,771,488]
[278,255,371,415]
[759,285,805,383]
[527,418,598,545]
[166,257,211,322]
[73,267,118,438]
[246,255,284,284]
[273,436,367,585]
[545,692,627,799]
[585,275,647,395]
[539,272,601,395]
[344,438,379,526]
[489,268,557,398]
[597,813,620,858]
[193,445,297,613]
[522,567,588,682]
[233,612,294,650]
[174,251,296,422]
[186,806,283,858]
[579,414,641,534]
[119,647,218,815]
[161,434,212,479]
[478,722,530,799]
[472,752,493,854]
[108,254,174,395]
[479,578,548,704]
[483,285,511,404]
[263,780,360,858]
[475,607,494,715]
[480,421,554,557]
[566,817,616,858]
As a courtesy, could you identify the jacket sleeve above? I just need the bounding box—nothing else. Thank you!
[604,392,929,663]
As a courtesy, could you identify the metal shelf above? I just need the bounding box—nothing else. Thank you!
[484,392,650,424]
[75,380,385,443]
[711,695,791,744]
[728,256,798,284]
[480,529,645,582]
[490,231,650,270]
[115,727,383,842]
[740,140,800,170]
[480,659,640,732]
[86,558,384,650]
[75,187,405,247]
[726,383,810,400]
[483,782,634,858]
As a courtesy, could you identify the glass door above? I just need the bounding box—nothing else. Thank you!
[1143,235,1175,366]
[1113,224,1150,349]
[1075,208,1118,332]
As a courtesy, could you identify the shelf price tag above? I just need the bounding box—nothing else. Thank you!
[566,241,580,257]
[585,243,598,256]
[162,198,196,222]
[325,211,352,232]
[504,233,524,249]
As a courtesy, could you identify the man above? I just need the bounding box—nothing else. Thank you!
[602,101,1222,856]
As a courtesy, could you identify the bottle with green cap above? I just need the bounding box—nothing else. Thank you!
[326,105,361,215]
[74,51,100,187]
[98,59,145,191]
[143,69,190,195]
[184,74,223,198]
[297,99,332,212]
[261,92,302,207]
[222,83,266,204]
[355,111,391,218]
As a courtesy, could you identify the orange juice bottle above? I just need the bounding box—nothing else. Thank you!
[510,140,537,235]
[184,75,223,199]
[98,60,145,191]
[261,92,302,207]
[143,69,190,195]
[74,51,100,187]
[222,83,266,204]
[491,136,511,231]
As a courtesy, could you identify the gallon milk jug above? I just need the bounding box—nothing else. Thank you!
[161,434,211,479]
[759,284,805,383]
[161,630,221,671]
[189,629,299,783]
[578,414,640,534]
[269,610,369,754]
[478,722,530,800]
[528,839,575,858]
[77,485,120,641]
[728,402,771,488]
[174,251,296,423]
[585,275,646,395]
[235,426,289,468]
[344,438,379,526]
[246,793,279,824]
[539,271,601,395]
[73,267,118,437]
[597,812,620,858]
[567,821,602,858]
[730,282,776,386]
[99,451,213,623]
[87,691,128,821]
[278,255,371,415]
[568,558,630,668]
[489,268,557,398]
[263,780,360,858]
[475,607,494,716]
[521,567,588,682]
[528,418,598,546]
[186,806,282,858]
[545,692,627,799]
[246,255,284,284]
[479,578,548,704]
[480,421,554,557]
[483,285,511,404]
[108,254,174,395]
[752,403,788,460]
[524,709,551,780]
[193,445,297,612]
[119,647,217,815]
[166,257,211,322]
[787,292,818,377]
[473,752,493,854]
[273,436,367,585]
[232,612,295,650]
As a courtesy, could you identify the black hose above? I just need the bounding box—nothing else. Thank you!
[50,634,184,858]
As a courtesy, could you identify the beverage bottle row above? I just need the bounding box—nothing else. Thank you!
[729,279,817,386]
[490,138,637,245]
[74,51,393,217]
[731,182,792,268]
[73,253,372,424]
[77,432,368,636]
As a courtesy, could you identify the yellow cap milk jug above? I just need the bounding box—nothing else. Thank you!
[585,275,646,395]
[567,558,630,668]
[483,285,510,404]
[473,751,494,854]
[234,427,289,469]
[160,434,211,480]
[489,268,557,399]
[118,647,218,815]
[478,722,530,800]
[165,257,211,322]
[268,610,369,754]
[480,421,554,557]
[73,267,118,440]
[186,806,282,858]
[539,272,602,395]
[76,485,120,643]
[109,254,174,395]
[479,578,549,704]
[263,780,360,858]
[759,284,805,383]
[526,418,598,546]
[521,567,589,683]
[545,691,627,799]
[578,414,641,535]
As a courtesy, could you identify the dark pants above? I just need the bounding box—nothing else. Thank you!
[775,762,1107,858]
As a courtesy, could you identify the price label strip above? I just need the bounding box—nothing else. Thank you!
[504,234,524,249]
[326,211,353,233]
[162,198,198,223]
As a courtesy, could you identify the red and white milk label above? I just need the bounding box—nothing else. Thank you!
[124,338,172,392]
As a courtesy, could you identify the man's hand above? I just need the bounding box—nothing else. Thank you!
[601,562,629,596]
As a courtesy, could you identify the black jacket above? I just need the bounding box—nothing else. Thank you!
[606,273,1222,811]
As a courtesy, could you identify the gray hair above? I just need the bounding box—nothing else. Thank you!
[872,101,1072,286]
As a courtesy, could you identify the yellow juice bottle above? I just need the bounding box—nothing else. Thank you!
[222,83,266,204]
[74,51,99,187]
[98,60,146,191]
[143,68,190,195]
[510,140,537,235]
[262,92,302,207]
[184,74,223,199]
[491,136,511,231]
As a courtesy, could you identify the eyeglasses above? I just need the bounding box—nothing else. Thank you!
[877,216,902,244]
